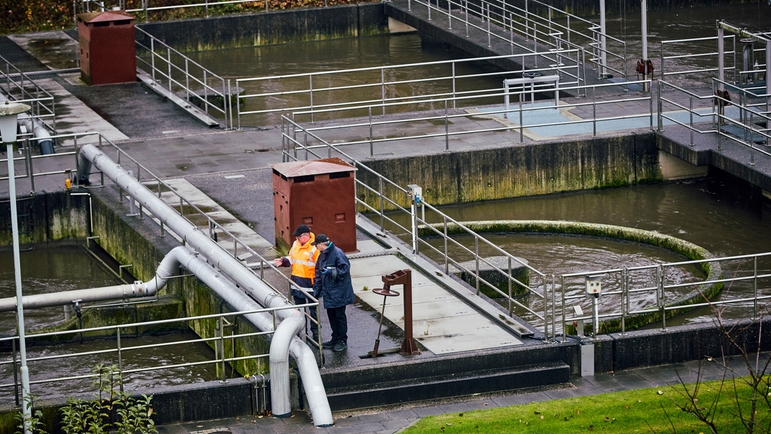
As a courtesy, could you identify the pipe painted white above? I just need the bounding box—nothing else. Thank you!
[0,95,54,155]
[17,114,54,155]
[0,240,182,312]
[0,282,150,311]
[75,145,333,426]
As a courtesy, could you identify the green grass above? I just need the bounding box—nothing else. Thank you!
[402,379,771,433]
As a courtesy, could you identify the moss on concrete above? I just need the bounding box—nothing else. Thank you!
[358,133,664,209]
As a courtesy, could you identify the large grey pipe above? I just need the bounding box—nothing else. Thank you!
[75,145,333,426]
[0,95,54,155]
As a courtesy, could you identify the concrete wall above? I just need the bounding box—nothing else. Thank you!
[594,316,771,373]
[136,3,389,52]
[358,132,662,208]
[0,192,89,246]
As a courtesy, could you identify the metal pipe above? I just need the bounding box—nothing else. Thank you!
[75,145,333,426]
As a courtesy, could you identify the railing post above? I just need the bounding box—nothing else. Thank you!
[621,268,627,336]
[369,106,374,158]
[309,75,314,124]
[474,237,480,295]
[465,0,469,37]
[378,177,384,230]
[452,62,457,110]
[150,38,156,82]
[117,328,123,392]
[167,47,172,96]
[447,0,452,29]
[592,86,597,137]
[689,96,694,146]
[487,3,491,47]
[215,317,225,381]
[381,68,386,117]
[443,216,449,274]
[444,99,449,151]
[658,264,666,331]
[753,255,758,319]
[559,274,565,343]
[185,58,191,103]
[507,256,513,315]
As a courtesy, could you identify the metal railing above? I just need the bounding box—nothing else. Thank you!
[280,115,552,336]
[559,252,771,339]
[659,35,737,86]
[1,304,305,405]
[407,0,627,79]
[658,78,771,159]
[280,110,771,342]
[0,56,58,132]
[236,51,582,127]
[285,78,653,158]
[134,27,234,129]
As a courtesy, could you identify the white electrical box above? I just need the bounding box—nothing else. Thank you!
[407,184,422,203]
[586,275,602,295]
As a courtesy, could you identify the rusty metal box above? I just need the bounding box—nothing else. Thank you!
[272,158,357,253]
[77,10,136,86]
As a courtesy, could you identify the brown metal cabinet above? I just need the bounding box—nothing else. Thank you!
[77,10,136,86]
[272,158,358,253]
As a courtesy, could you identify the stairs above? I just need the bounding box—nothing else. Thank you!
[321,354,571,411]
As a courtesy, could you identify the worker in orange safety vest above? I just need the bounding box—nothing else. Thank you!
[274,224,321,341]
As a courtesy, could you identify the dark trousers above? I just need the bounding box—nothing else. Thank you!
[293,296,320,338]
[326,305,348,344]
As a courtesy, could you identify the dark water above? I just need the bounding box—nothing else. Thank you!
[602,2,770,87]
[180,2,771,120]
[184,33,509,125]
[0,244,219,406]
[431,177,771,325]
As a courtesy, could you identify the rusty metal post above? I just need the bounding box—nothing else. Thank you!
[382,269,419,355]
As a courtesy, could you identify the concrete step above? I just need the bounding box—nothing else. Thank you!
[323,361,569,411]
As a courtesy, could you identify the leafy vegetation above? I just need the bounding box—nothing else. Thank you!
[1,0,377,35]
[14,394,48,434]
[59,364,157,434]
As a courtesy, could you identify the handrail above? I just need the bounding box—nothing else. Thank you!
[414,0,627,79]
[559,251,771,338]
[280,115,551,329]
[288,79,653,157]
[134,26,233,129]
[0,55,58,131]
[0,303,313,397]
[659,34,737,83]
[236,50,581,126]
[658,79,771,154]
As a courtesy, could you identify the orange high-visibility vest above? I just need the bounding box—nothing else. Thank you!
[287,233,320,282]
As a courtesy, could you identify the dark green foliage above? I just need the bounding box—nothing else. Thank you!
[59,364,157,434]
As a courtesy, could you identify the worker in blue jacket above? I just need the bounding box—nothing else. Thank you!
[312,234,355,352]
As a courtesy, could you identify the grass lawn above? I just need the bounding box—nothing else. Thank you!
[402,378,771,433]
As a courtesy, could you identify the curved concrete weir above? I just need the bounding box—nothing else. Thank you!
[75,144,333,426]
